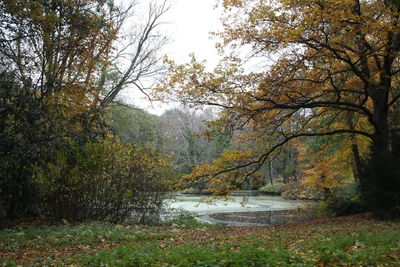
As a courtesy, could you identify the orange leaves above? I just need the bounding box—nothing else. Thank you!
[157,0,400,195]
[2,0,117,90]
[301,157,345,191]
[222,0,244,8]
[218,0,396,71]
[183,149,257,195]
[297,131,359,191]
[154,55,249,109]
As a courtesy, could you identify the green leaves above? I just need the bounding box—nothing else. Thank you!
[387,0,400,7]
[34,138,174,223]
[1,217,400,266]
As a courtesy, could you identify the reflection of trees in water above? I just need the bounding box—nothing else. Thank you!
[169,195,306,226]
[207,210,299,226]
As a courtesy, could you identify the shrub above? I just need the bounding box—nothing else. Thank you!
[34,139,174,223]
[320,196,364,217]
[0,73,55,218]
[0,72,108,219]
[165,208,210,227]
[302,183,363,217]
[259,183,285,194]
[281,182,324,200]
[359,151,400,218]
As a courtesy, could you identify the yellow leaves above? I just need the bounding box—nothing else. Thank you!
[298,133,356,191]
[302,158,344,191]
[157,0,396,196]
[182,149,256,195]
[222,0,244,8]
[217,0,397,64]
[154,55,248,108]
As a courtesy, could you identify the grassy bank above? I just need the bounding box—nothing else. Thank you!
[1,214,399,266]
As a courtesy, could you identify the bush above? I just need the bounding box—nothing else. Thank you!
[359,152,400,218]
[303,183,363,217]
[0,72,108,219]
[34,139,174,223]
[281,182,324,200]
[0,73,55,218]
[320,197,364,217]
[165,208,210,227]
[259,183,285,194]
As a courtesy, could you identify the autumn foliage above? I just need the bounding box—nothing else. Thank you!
[0,0,172,221]
[157,0,400,213]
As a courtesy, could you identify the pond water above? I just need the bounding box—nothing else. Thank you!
[166,195,306,226]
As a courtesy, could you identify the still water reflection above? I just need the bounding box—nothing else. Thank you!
[167,195,305,226]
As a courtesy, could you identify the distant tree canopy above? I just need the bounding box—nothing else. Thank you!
[159,108,231,175]
[157,0,400,213]
[108,102,161,146]
[107,104,232,182]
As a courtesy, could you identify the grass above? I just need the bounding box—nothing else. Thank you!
[1,214,399,266]
[0,222,172,252]
[166,209,213,228]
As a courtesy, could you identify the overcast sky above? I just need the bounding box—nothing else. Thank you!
[162,0,222,67]
[122,0,223,114]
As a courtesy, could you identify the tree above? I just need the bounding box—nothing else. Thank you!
[99,0,169,107]
[0,0,116,218]
[158,107,232,192]
[156,0,400,211]
[159,107,214,173]
[0,0,171,219]
[108,102,161,146]
[0,0,168,108]
[0,0,116,99]
[0,73,51,218]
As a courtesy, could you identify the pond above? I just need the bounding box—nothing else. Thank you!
[167,194,307,226]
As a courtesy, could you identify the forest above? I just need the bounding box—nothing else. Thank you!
[1,0,400,266]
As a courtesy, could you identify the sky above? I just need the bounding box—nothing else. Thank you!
[121,0,223,114]
[161,0,222,67]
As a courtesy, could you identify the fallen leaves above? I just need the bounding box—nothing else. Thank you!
[1,213,399,266]
[0,242,117,264]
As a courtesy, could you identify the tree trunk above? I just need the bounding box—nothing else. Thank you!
[351,142,362,185]
[370,85,390,157]
[359,83,400,213]
[268,160,274,185]
[347,115,362,185]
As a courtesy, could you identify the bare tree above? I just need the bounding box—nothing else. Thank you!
[99,0,169,107]
[0,0,168,107]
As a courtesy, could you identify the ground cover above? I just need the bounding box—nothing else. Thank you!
[0,214,399,266]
